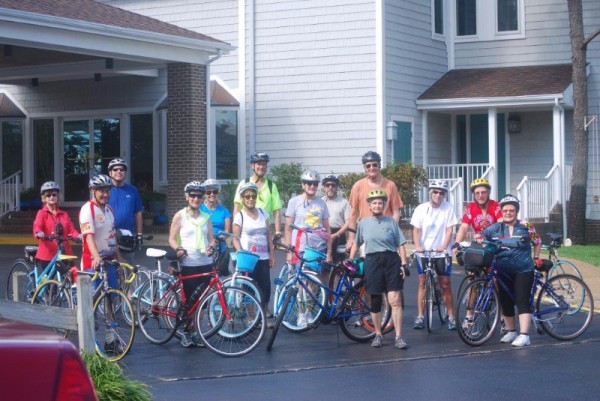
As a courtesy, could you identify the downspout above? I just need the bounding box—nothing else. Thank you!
[206,50,223,178]
[555,98,568,242]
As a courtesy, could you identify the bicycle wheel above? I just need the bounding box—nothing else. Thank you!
[425,273,434,333]
[221,275,263,303]
[327,263,345,303]
[456,278,499,346]
[547,260,583,281]
[6,260,34,301]
[123,267,152,326]
[94,289,135,362]
[456,274,474,302]
[273,263,293,308]
[136,276,179,344]
[537,274,593,341]
[30,279,73,337]
[435,280,448,324]
[196,287,265,357]
[356,282,393,335]
[339,282,391,342]
[282,273,326,333]
[267,286,297,351]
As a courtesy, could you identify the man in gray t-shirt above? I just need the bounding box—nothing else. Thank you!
[321,175,351,262]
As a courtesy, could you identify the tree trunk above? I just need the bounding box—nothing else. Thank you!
[567,0,588,244]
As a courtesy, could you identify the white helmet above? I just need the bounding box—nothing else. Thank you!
[40,181,61,195]
[202,178,221,191]
[301,169,320,182]
[429,179,448,192]
[238,182,258,196]
[499,194,520,212]
[108,158,127,171]
[89,174,112,189]
[184,181,205,194]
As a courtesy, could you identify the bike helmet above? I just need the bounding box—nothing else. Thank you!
[321,174,340,185]
[366,188,388,202]
[250,152,270,163]
[202,178,221,191]
[361,151,381,165]
[470,178,491,192]
[184,181,205,194]
[238,181,258,196]
[429,179,448,192]
[40,181,61,195]
[499,194,520,212]
[108,158,128,171]
[89,174,112,189]
[301,169,320,183]
[117,228,136,253]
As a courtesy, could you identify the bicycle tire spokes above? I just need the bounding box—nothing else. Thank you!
[456,278,499,346]
[94,289,135,362]
[136,277,180,345]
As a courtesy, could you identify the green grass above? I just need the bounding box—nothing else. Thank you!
[550,245,600,267]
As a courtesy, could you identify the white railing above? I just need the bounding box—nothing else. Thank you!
[418,178,464,220]
[426,163,492,204]
[0,170,21,217]
[516,165,561,221]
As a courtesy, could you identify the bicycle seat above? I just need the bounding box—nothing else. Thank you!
[24,246,38,264]
[548,233,563,242]
[146,248,167,259]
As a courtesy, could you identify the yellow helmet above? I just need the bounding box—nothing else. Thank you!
[366,188,388,202]
[470,178,491,192]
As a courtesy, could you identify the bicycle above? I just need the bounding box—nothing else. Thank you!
[412,250,449,332]
[6,222,79,302]
[455,241,594,346]
[135,246,265,357]
[266,239,391,351]
[541,233,583,280]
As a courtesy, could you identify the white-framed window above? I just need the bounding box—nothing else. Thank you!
[456,0,524,41]
[213,107,239,180]
[433,0,444,36]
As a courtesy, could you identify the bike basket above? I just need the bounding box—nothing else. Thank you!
[343,258,364,277]
[463,243,494,269]
[236,250,259,273]
[303,247,326,272]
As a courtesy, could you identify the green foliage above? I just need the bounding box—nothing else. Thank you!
[268,162,304,205]
[139,190,166,209]
[20,187,39,201]
[380,161,428,210]
[219,179,239,210]
[336,161,428,211]
[337,172,365,198]
[82,352,152,401]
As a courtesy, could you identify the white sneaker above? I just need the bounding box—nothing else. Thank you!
[500,331,518,343]
[511,334,531,347]
[297,312,308,328]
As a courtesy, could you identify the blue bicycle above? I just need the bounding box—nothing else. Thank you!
[456,240,593,346]
[266,239,391,351]
[6,223,78,302]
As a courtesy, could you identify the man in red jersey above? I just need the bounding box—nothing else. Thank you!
[454,177,502,245]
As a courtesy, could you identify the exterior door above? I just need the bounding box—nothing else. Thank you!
[63,118,120,203]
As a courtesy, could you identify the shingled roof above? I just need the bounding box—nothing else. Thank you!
[418,64,572,100]
[0,0,226,44]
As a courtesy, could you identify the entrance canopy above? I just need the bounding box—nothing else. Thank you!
[0,0,233,86]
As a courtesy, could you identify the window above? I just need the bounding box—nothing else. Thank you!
[457,0,476,36]
[1,120,23,179]
[434,0,444,35]
[130,114,153,192]
[33,119,54,190]
[497,0,518,32]
[215,109,238,180]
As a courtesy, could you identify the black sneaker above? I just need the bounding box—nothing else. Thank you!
[104,341,124,355]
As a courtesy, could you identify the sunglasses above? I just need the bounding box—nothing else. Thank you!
[206,190,219,195]
[110,167,126,172]
[45,193,58,198]
[431,190,445,195]
[303,181,319,187]
[96,188,110,194]
[188,193,203,199]
[324,183,337,188]
[243,194,257,200]
[364,162,379,169]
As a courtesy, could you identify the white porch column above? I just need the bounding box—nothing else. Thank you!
[422,110,429,166]
[488,108,498,200]
[552,105,563,208]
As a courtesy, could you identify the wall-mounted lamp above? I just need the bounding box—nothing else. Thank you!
[105,58,113,69]
[94,73,102,82]
[386,120,398,140]
[508,115,521,134]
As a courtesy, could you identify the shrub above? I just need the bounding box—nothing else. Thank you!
[337,172,365,198]
[219,179,239,210]
[268,162,304,205]
[82,352,152,401]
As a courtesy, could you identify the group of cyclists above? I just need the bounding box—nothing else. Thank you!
[30,150,545,355]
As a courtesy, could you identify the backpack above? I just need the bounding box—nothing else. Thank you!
[245,177,273,193]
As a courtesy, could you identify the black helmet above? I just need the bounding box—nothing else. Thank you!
[117,229,136,253]
[321,174,339,185]
[250,152,270,163]
[361,151,381,165]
